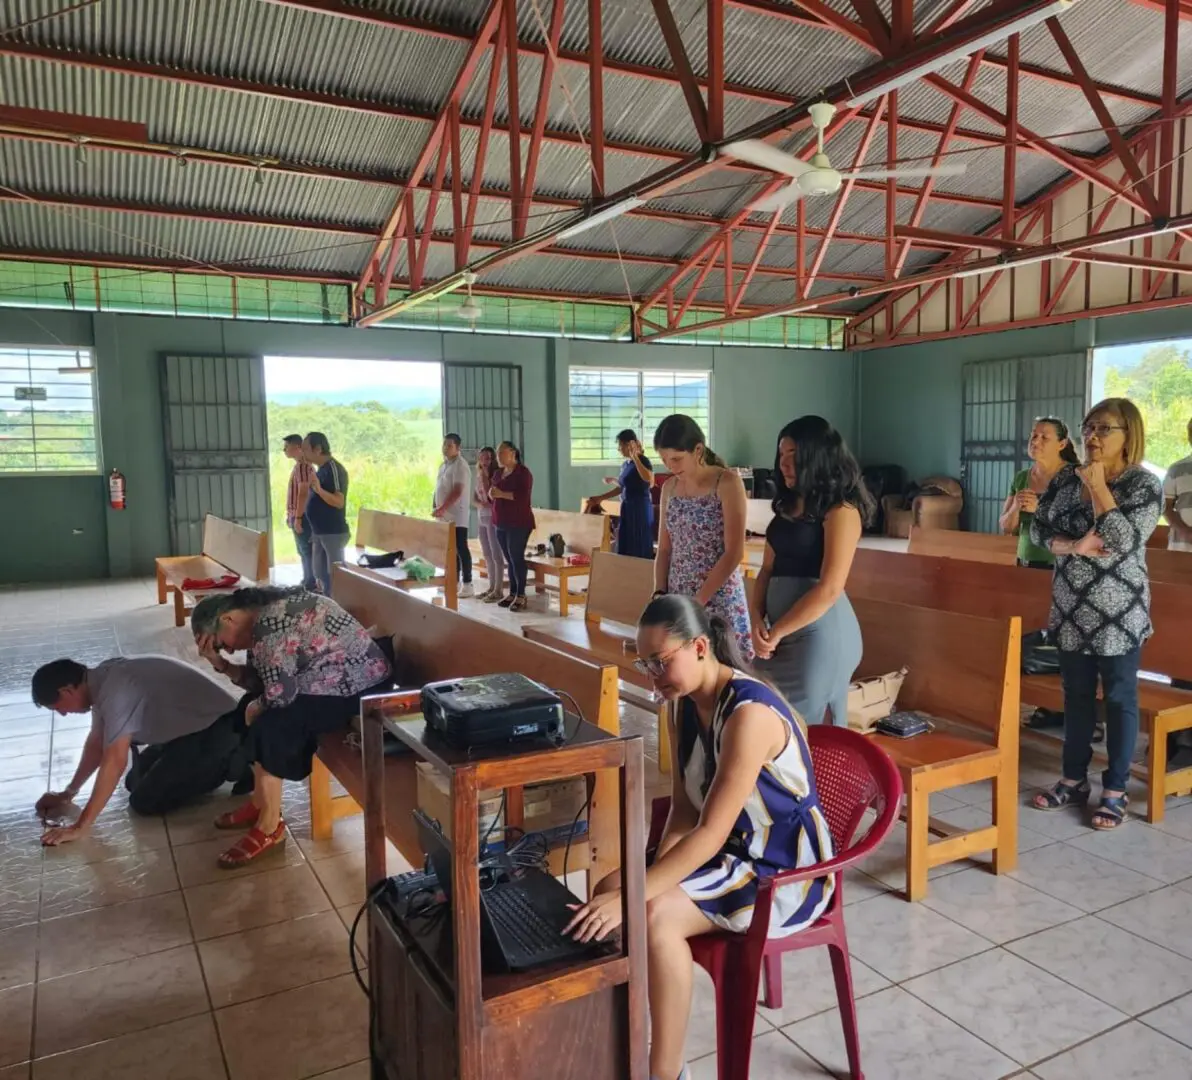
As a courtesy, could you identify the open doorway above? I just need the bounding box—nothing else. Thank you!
[264,356,443,565]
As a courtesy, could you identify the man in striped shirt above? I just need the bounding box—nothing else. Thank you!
[283,434,317,589]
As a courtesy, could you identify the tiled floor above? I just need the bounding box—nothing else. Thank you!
[6,577,1192,1079]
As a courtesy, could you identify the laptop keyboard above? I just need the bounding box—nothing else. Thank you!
[485,885,564,958]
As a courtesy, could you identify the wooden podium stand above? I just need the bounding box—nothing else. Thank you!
[359,694,649,1080]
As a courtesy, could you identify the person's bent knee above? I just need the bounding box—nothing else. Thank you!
[646,888,689,932]
[128,787,169,816]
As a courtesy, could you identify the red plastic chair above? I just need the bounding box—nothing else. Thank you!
[646,725,902,1080]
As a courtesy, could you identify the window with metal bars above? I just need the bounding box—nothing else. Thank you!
[0,347,99,474]
[569,367,711,465]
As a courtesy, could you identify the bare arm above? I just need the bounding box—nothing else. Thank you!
[750,540,774,629]
[655,708,699,860]
[36,725,104,816]
[435,482,465,516]
[1165,497,1192,542]
[999,491,1021,535]
[770,506,862,640]
[630,453,654,486]
[42,735,132,844]
[695,471,747,606]
[653,481,674,593]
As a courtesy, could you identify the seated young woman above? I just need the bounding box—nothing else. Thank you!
[191,586,392,868]
[565,593,834,1080]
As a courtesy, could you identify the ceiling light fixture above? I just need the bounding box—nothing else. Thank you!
[557,197,645,240]
[846,0,1080,108]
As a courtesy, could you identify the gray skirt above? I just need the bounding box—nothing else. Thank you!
[754,576,862,727]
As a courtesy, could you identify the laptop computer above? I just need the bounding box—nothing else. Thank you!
[415,811,613,974]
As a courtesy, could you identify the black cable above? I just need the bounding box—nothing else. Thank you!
[562,793,591,885]
[348,880,391,998]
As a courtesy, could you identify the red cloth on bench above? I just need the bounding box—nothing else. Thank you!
[180,572,241,591]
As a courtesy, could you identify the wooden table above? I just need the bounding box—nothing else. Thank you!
[361,698,648,1080]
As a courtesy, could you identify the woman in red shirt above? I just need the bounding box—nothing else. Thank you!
[490,441,535,611]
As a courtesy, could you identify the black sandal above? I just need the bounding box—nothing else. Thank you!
[1092,793,1129,830]
[1033,779,1090,811]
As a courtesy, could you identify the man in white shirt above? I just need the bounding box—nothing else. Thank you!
[1164,417,1192,553]
[433,432,475,598]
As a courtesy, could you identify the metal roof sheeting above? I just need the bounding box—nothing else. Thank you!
[0,0,1177,314]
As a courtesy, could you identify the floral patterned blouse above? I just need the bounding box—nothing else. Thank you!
[1029,464,1163,656]
[250,592,391,707]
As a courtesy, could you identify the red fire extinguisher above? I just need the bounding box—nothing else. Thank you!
[109,469,127,510]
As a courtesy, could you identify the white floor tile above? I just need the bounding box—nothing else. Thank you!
[1032,1021,1192,1079]
[1008,842,1163,913]
[921,867,1083,945]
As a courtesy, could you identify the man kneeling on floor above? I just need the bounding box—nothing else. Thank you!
[31,656,247,845]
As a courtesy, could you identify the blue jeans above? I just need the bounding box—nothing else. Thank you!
[292,518,316,590]
[1059,648,1141,793]
[311,532,350,596]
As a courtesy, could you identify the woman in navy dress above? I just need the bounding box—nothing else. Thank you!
[566,594,834,1080]
[586,428,655,559]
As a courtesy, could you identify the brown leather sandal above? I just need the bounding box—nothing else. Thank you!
[218,821,286,868]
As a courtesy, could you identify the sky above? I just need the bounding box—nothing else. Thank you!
[263,356,441,396]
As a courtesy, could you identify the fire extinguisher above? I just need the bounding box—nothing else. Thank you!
[108,469,127,510]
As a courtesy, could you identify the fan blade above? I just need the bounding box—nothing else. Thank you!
[840,163,968,181]
[752,185,804,213]
[721,139,815,179]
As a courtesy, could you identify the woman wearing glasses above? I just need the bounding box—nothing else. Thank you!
[566,594,833,1080]
[1030,398,1163,830]
[999,417,1080,569]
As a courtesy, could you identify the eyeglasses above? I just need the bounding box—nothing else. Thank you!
[633,640,693,677]
[1081,423,1125,439]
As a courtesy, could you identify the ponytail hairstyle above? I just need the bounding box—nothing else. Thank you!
[498,440,523,466]
[1034,416,1081,466]
[639,593,803,793]
[653,413,725,469]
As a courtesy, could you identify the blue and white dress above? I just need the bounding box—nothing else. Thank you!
[677,673,835,938]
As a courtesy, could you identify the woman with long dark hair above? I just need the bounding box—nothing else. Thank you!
[653,414,753,661]
[489,440,535,611]
[585,428,655,559]
[473,445,506,602]
[999,417,1080,569]
[191,586,390,867]
[1030,398,1163,829]
[566,594,833,1080]
[750,416,873,726]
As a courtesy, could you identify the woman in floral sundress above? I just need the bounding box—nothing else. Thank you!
[653,414,754,662]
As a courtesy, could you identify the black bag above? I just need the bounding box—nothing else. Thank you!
[357,550,404,569]
[548,533,566,558]
[1022,629,1061,675]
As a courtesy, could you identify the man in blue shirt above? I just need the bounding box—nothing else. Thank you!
[303,431,350,594]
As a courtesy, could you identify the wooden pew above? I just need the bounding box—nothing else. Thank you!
[354,507,458,609]
[315,564,623,881]
[155,514,269,628]
[853,597,1021,901]
[522,550,672,772]
[847,547,1192,822]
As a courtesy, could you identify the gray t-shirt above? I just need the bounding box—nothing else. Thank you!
[89,656,238,747]
[435,455,472,528]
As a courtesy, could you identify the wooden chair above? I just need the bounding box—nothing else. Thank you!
[155,514,268,627]
[354,507,459,609]
[522,550,673,771]
[852,596,1021,901]
[316,564,623,879]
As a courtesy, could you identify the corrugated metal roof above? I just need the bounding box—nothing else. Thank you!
[0,0,1178,315]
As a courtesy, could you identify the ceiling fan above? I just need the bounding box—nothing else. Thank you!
[722,102,967,214]
[419,272,483,321]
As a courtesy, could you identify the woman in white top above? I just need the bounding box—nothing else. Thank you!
[472,446,505,602]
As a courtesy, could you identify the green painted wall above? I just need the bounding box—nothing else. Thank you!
[0,309,853,583]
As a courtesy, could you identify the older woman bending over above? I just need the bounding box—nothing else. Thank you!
[192,586,391,867]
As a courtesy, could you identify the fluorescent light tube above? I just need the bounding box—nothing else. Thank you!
[847,0,1078,108]
[956,251,1054,278]
[557,198,644,240]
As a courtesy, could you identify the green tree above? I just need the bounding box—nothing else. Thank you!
[1101,344,1192,470]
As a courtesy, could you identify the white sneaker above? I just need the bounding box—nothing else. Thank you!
[458,583,475,599]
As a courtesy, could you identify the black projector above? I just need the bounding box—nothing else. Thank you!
[420,673,565,750]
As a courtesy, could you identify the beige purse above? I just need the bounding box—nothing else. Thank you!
[847,668,908,734]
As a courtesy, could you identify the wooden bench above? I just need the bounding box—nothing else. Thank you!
[909,524,1189,578]
[354,507,459,610]
[853,596,1021,901]
[522,550,673,773]
[847,547,1192,822]
[155,514,268,628]
[313,564,624,880]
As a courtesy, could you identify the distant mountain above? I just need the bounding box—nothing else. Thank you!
[269,385,441,409]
